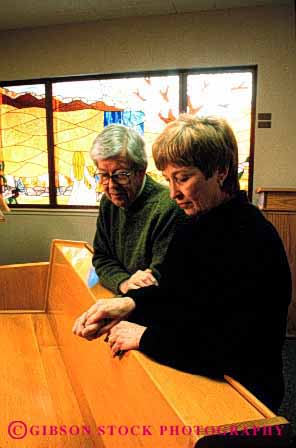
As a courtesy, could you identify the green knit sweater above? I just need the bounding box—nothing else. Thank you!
[92,175,185,293]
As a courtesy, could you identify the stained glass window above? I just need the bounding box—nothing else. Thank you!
[52,77,179,205]
[0,84,49,205]
[0,68,255,207]
[187,72,253,191]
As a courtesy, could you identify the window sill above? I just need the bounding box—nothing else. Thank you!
[4,208,99,217]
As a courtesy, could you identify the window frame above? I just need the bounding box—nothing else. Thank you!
[0,65,257,209]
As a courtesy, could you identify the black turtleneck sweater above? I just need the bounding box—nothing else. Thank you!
[128,191,292,412]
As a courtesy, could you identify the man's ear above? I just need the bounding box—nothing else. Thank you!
[137,168,147,178]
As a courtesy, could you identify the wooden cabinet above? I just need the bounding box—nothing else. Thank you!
[256,188,296,336]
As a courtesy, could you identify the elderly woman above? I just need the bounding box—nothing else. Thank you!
[73,115,291,412]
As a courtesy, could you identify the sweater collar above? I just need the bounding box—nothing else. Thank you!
[194,190,249,223]
[134,175,147,201]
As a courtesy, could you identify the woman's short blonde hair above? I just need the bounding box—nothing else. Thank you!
[152,115,240,194]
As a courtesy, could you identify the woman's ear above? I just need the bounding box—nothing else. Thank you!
[217,167,229,188]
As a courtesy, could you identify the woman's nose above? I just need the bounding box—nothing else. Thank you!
[169,181,181,200]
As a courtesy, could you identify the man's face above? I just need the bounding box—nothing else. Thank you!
[97,157,145,208]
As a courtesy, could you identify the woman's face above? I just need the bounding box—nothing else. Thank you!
[162,164,228,217]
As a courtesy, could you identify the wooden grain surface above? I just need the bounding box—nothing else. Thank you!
[256,188,296,337]
[256,188,296,212]
[263,212,296,336]
[0,313,99,447]
[0,262,49,311]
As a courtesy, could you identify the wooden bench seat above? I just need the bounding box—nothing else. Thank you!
[0,313,96,447]
[0,239,291,447]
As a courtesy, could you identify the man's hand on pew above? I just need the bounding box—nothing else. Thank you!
[72,297,136,341]
[119,268,159,294]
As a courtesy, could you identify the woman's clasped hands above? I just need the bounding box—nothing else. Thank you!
[72,297,147,356]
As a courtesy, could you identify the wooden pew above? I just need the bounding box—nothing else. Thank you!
[0,262,48,311]
[0,239,291,447]
[256,187,296,337]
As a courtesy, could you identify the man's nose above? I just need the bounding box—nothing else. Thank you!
[107,178,123,193]
[108,176,118,186]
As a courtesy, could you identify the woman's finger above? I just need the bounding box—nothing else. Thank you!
[111,339,123,356]
[94,319,121,338]
[81,322,100,338]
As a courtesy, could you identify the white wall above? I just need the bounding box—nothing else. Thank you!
[0,209,97,266]
[0,4,295,264]
[0,210,97,264]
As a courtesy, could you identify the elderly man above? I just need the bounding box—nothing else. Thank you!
[90,124,185,294]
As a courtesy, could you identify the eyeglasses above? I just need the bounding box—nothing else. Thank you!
[94,171,132,185]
